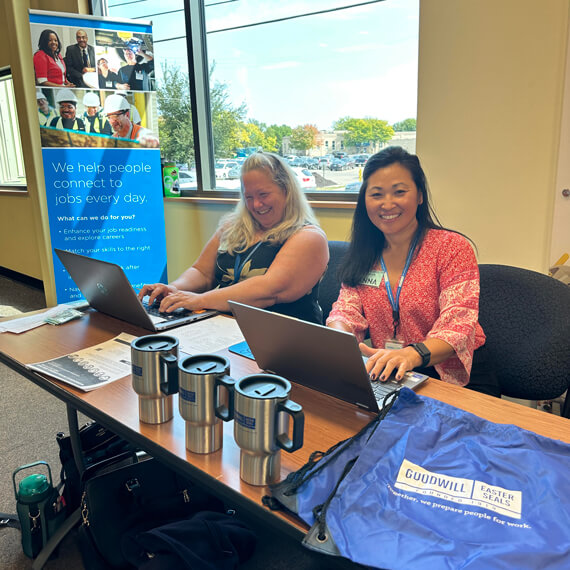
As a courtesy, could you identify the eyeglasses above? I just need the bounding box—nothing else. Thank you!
[59,104,76,110]
[106,111,128,118]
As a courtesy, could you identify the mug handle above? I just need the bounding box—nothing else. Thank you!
[160,353,179,395]
[275,400,304,453]
[214,374,235,421]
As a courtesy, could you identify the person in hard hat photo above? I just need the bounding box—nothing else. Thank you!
[103,94,158,147]
[116,36,154,92]
[81,92,111,135]
[37,89,58,127]
[33,29,74,87]
[49,88,86,131]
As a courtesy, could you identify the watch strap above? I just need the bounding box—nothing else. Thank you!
[408,342,431,368]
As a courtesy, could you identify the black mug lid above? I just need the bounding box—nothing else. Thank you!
[179,354,229,375]
[131,334,179,352]
[236,374,291,399]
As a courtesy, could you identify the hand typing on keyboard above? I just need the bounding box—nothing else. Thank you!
[138,283,178,305]
[360,343,423,383]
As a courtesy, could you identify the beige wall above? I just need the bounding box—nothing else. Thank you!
[417,0,569,271]
[1,0,568,293]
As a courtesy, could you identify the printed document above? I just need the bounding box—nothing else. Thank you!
[28,333,135,391]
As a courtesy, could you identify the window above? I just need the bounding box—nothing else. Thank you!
[105,0,419,198]
[0,69,27,188]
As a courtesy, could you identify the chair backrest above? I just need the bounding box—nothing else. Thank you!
[478,264,570,403]
[319,241,350,323]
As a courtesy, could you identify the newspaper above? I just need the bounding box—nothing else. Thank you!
[0,301,89,334]
[28,333,135,391]
[173,315,244,354]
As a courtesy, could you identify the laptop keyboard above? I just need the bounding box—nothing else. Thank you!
[143,301,192,321]
[371,379,403,400]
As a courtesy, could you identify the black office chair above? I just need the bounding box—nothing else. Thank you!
[478,264,570,418]
[319,241,350,323]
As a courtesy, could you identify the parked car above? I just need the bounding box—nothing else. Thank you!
[342,156,356,169]
[354,154,370,166]
[329,158,346,171]
[345,180,362,193]
[288,157,302,167]
[318,157,332,168]
[305,157,320,170]
[178,170,197,189]
[215,161,239,179]
[227,164,242,180]
[292,167,316,189]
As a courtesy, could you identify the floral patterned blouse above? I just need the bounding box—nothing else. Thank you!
[326,229,485,386]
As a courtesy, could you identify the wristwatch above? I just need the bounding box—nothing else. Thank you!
[408,342,431,368]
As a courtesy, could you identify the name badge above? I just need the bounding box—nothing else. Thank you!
[360,270,384,287]
[384,338,404,350]
[135,71,144,80]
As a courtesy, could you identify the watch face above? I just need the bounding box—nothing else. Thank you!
[411,343,430,366]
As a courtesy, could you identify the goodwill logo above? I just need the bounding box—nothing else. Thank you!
[395,459,522,519]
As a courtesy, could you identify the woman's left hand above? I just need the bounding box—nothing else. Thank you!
[159,291,205,313]
[360,343,421,382]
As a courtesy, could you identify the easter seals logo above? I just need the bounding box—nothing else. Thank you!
[395,459,522,519]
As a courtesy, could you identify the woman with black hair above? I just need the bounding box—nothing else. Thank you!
[327,146,499,396]
[33,29,74,87]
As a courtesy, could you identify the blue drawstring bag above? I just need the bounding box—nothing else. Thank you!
[303,388,570,569]
[264,392,397,525]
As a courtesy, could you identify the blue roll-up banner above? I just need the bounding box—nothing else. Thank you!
[30,10,167,303]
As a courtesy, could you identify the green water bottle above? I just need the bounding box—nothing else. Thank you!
[162,162,181,197]
[13,461,65,558]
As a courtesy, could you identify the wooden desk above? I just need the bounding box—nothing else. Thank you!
[1,310,569,541]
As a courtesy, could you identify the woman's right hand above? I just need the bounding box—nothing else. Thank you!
[137,283,178,305]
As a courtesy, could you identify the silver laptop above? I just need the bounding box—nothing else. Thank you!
[55,249,217,331]
[228,301,428,413]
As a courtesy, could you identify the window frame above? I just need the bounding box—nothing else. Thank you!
[103,0,420,203]
[0,67,27,191]
[180,0,358,203]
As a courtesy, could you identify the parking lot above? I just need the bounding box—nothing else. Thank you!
[312,166,362,189]
[214,164,363,191]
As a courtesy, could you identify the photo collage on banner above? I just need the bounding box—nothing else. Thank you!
[30,10,168,303]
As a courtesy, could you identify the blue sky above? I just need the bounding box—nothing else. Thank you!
[107,0,419,130]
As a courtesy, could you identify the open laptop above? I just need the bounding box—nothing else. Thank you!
[55,249,217,332]
[228,301,428,413]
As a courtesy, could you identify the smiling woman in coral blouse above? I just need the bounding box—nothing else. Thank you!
[327,146,500,397]
[33,29,74,87]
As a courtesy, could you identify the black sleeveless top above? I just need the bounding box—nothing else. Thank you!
[214,241,323,324]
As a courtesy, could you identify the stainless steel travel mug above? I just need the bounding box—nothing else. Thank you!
[131,334,179,424]
[178,354,235,454]
[233,374,304,486]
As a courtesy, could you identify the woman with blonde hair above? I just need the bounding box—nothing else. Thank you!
[140,152,329,323]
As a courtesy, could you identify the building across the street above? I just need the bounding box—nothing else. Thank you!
[282,129,416,157]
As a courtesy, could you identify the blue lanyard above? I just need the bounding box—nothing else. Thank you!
[233,242,262,284]
[380,232,420,338]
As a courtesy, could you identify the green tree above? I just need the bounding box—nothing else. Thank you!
[290,124,319,152]
[210,80,247,158]
[156,65,194,164]
[264,124,292,154]
[333,117,394,147]
[392,118,416,132]
[157,64,249,162]
[241,123,266,148]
